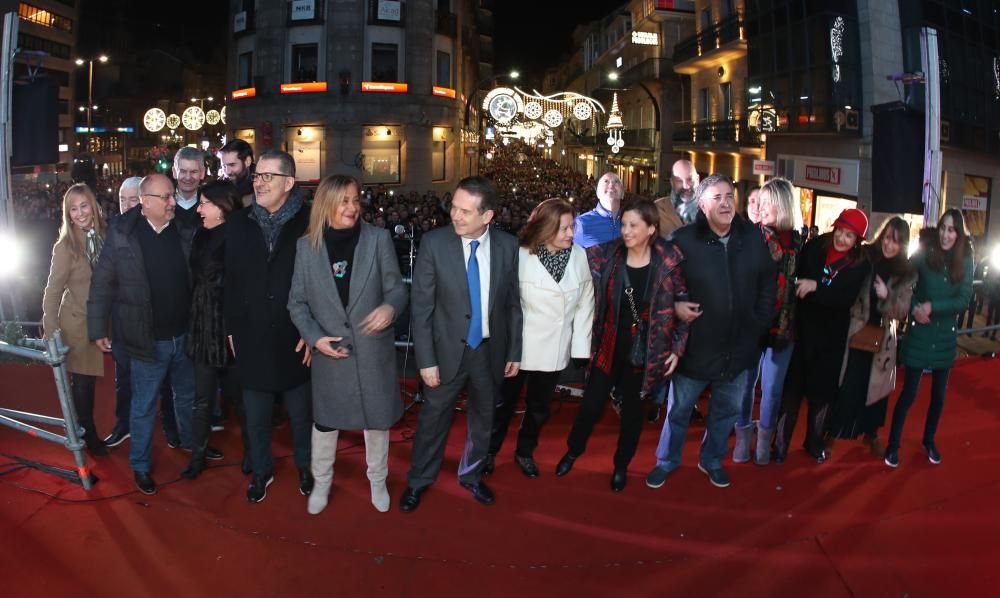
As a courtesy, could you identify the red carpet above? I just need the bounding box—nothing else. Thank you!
[0,355,998,597]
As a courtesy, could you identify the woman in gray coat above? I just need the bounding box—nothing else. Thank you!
[288,174,407,514]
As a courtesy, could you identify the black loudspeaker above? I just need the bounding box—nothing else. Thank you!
[12,79,59,166]
[871,102,924,215]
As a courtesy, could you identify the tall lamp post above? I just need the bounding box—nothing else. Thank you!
[463,69,519,172]
[75,54,108,153]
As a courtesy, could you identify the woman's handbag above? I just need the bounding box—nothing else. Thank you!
[623,268,648,368]
[849,323,884,353]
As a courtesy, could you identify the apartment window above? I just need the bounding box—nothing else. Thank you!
[17,32,70,59]
[436,51,451,87]
[432,141,446,181]
[19,3,73,32]
[371,43,399,82]
[720,82,732,120]
[238,52,253,88]
[291,44,318,82]
[698,87,709,121]
[701,7,712,31]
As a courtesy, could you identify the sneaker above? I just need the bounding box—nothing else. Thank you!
[645,465,671,489]
[205,446,224,461]
[103,423,130,447]
[166,437,181,449]
[923,442,942,465]
[247,474,274,503]
[134,471,157,495]
[884,449,899,468]
[210,423,225,432]
[697,463,731,488]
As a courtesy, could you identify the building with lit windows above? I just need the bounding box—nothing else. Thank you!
[226,0,486,191]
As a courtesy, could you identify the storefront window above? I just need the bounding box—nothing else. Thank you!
[431,140,446,181]
[362,136,400,185]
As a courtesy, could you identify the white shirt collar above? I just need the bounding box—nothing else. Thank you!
[463,228,490,248]
[176,192,198,210]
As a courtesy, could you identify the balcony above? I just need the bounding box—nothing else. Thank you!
[673,14,745,75]
[288,0,324,25]
[435,11,457,37]
[672,119,762,148]
[619,58,671,88]
[622,128,658,150]
[368,0,405,26]
[476,10,494,35]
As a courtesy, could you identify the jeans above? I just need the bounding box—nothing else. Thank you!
[738,343,795,429]
[244,381,312,477]
[128,335,196,472]
[566,360,644,470]
[887,366,951,451]
[489,369,562,458]
[653,369,748,471]
[111,333,176,435]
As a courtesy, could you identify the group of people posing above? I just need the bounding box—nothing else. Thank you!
[40,147,973,514]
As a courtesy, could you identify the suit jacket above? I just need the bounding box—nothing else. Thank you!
[411,226,523,385]
[288,223,408,430]
[223,202,310,392]
[654,196,683,238]
[517,245,593,372]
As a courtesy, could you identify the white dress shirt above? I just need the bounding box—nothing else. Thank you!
[462,229,491,339]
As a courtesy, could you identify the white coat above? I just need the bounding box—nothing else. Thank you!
[517,245,594,372]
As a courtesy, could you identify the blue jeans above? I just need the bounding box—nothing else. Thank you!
[129,335,195,472]
[737,343,795,429]
[653,369,748,471]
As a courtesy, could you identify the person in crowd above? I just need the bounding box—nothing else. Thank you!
[745,185,762,224]
[219,139,255,206]
[180,181,241,479]
[287,174,407,514]
[574,172,623,248]
[487,199,594,479]
[103,176,143,447]
[88,173,197,495]
[556,199,687,492]
[669,159,700,225]
[225,149,314,503]
[827,217,915,457]
[172,147,206,229]
[401,176,522,512]
[773,208,870,463]
[645,175,776,489]
[885,209,974,467]
[42,184,108,456]
[732,178,802,465]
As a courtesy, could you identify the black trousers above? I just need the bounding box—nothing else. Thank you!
[70,373,97,434]
[408,342,497,489]
[243,381,312,477]
[566,360,644,470]
[489,369,562,458]
[774,349,830,458]
[887,366,951,451]
[191,362,243,458]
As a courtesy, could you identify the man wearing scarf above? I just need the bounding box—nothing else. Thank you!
[224,150,314,504]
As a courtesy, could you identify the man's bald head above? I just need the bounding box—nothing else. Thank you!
[671,159,699,202]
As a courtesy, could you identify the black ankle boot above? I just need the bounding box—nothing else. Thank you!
[182,456,206,479]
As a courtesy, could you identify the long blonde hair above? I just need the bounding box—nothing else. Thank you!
[58,183,105,257]
[306,174,360,250]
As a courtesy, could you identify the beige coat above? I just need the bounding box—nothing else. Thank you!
[839,269,916,405]
[42,237,105,376]
[654,196,683,238]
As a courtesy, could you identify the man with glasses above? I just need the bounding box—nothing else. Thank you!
[88,173,198,495]
[224,149,314,503]
[172,147,206,229]
[645,174,776,490]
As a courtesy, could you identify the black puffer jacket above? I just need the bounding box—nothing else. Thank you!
[668,212,777,381]
[87,207,195,361]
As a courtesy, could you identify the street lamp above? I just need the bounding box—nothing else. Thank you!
[75,54,109,153]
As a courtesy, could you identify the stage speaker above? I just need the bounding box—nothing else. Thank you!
[11,79,59,166]
[871,102,924,215]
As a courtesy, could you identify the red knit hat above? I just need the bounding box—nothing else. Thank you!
[833,208,868,238]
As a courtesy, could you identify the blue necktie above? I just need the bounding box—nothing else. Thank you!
[466,240,483,349]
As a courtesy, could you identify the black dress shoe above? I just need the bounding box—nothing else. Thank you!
[484,453,495,476]
[241,456,252,475]
[399,486,425,513]
[555,453,576,477]
[103,423,130,447]
[459,480,496,505]
[247,474,274,503]
[298,468,314,496]
[134,471,157,495]
[181,458,205,480]
[514,454,539,478]
[611,468,628,492]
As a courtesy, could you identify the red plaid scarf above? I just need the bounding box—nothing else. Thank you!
[592,256,648,375]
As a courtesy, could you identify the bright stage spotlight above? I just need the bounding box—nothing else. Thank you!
[0,232,23,279]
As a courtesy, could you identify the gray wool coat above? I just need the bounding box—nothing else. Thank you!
[287,223,408,430]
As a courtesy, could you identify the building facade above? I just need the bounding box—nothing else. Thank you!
[226,0,483,192]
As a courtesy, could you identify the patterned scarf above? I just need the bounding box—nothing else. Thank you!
[250,189,303,255]
[762,225,799,345]
[85,228,104,269]
[536,245,572,283]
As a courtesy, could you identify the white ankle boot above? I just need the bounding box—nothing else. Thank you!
[307,427,338,515]
[365,429,390,512]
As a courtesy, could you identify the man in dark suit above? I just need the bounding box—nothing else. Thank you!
[400,176,523,512]
[224,149,313,504]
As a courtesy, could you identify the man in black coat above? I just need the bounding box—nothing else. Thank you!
[645,174,777,490]
[88,173,197,495]
[224,149,313,504]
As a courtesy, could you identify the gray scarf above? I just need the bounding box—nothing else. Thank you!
[250,188,303,254]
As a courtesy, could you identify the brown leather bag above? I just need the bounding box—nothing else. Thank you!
[849,324,884,353]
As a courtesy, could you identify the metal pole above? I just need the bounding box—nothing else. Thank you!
[48,330,93,490]
[86,59,93,154]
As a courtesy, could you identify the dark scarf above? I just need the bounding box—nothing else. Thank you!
[762,224,800,347]
[250,188,304,254]
[536,245,572,283]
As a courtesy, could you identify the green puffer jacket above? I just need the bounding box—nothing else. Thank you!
[900,249,974,371]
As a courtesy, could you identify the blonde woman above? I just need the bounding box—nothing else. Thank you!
[42,184,108,456]
[288,174,408,514]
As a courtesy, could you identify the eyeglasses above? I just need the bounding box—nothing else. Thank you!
[142,193,174,202]
[251,172,293,183]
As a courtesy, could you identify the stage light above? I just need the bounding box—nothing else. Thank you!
[991,244,1000,269]
[0,232,23,278]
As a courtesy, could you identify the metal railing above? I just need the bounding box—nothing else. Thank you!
[672,118,763,147]
[674,13,744,63]
[0,329,95,491]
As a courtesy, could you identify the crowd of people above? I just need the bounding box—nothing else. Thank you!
[34,137,985,515]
